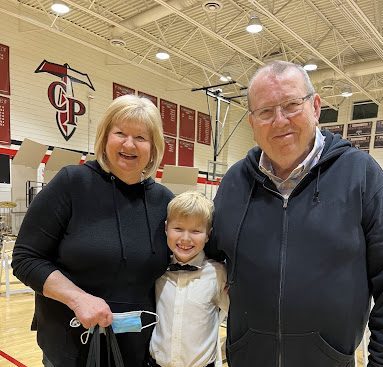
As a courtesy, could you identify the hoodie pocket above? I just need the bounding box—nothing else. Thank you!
[227,329,277,367]
[283,332,354,367]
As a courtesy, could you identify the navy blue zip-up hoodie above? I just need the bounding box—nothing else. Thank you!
[209,131,383,367]
[12,161,174,367]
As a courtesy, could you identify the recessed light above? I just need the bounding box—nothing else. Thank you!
[51,2,70,15]
[156,50,170,60]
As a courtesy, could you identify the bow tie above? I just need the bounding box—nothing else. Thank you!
[168,263,199,272]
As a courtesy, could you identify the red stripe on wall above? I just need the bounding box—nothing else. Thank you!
[1,146,220,186]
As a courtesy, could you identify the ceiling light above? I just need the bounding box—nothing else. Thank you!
[303,59,318,71]
[110,38,126,47]
[51,1,70,15]
[202,1,223,13]
[246,16,263,34]
[341,85,353,97]
[220,72,232,82]
[156,50,170,60]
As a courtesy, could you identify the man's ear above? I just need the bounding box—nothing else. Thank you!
[205,227,212,243]
[312,93,321,124]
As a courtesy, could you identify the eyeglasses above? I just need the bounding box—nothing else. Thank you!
[249,94,313,124]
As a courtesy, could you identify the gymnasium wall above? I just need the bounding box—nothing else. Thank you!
[1,11,383,208]
[0,13,252,204]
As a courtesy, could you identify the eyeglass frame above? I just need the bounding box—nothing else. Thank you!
[248,93,314,123]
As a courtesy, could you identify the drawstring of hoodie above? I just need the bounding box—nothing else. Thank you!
[313,166,321,203]
[142,181,155,254]
[111,175,155,259]
[111,175,127,261]
[228,178,257,285]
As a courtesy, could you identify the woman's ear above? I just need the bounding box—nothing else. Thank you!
[165,220,168,235]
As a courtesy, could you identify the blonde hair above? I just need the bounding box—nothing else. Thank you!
[95,94,164,179]
[167,191,214,231]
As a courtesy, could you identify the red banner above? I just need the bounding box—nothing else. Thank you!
[0,44,10,95]
[178,139,194,167]
[179,105,195,141]
[0,96,10,145]
[160,136,176,168]
[113,82,135,99]
[160,99,177,137]
[197,111,211,145]
[138,91,158,106]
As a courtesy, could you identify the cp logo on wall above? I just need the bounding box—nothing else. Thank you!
[35,60,95,141]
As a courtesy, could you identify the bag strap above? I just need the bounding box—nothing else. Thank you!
[105,326,124,367]
[86,325,101,367]
[85,325,125,367]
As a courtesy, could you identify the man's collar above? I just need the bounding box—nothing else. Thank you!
[259,127,325,180]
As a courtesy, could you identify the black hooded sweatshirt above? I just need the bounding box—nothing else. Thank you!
[208,131,383,367]
[12,160,174,367]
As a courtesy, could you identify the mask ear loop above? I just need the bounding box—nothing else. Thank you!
[140,310,159,329]
[70,317,81,328]
[81,329,92,345]
[69,317,96,345]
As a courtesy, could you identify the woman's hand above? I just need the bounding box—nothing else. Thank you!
[43,270,113,328]
[71,293,113,329]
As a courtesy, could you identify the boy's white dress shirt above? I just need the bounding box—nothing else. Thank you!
[149,251,229,367]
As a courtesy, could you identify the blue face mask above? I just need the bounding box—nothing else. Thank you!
[70,310,159,344]
[111,310,159,334]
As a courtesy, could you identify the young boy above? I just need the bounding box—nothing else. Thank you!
[148,191,229,367]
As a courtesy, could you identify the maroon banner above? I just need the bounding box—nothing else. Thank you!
[178,139,194,167]
[374,134,383,148]
[347,121,372,136]
[0,96,10,145]
[113,82,135,99]
[321,124,344,136]
[179,106,195,141]
[197,112,211,145]
[138,91,158,106]
[347,135,371,150]
[160,99,177,137]
[0,44,10,95]
[160,136,176,168]
[376,120,383,135]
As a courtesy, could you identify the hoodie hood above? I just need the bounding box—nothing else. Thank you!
[84,160,156,257]
[84,159,155,189]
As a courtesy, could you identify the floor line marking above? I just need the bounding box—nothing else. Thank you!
[0,349,28,367]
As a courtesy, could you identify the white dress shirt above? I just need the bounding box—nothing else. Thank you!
[150,251,229,367]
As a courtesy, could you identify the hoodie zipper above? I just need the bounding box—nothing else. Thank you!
[262,182,289,367]
[278,197,289,367]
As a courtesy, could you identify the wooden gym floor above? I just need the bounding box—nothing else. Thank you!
[0,276,365,367]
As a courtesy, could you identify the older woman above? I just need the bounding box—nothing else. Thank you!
[12,95,174,367]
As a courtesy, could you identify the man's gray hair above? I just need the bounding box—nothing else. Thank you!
[247,60,316,111]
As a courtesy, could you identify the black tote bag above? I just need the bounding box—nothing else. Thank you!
[86,325,124,367]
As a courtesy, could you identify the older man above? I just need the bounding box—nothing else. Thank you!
[208,61,383,367]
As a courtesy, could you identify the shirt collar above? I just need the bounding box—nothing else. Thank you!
[170,250,205,268]
[259,127,325,181]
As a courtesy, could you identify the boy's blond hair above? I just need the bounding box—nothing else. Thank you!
[167,191,214,231]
